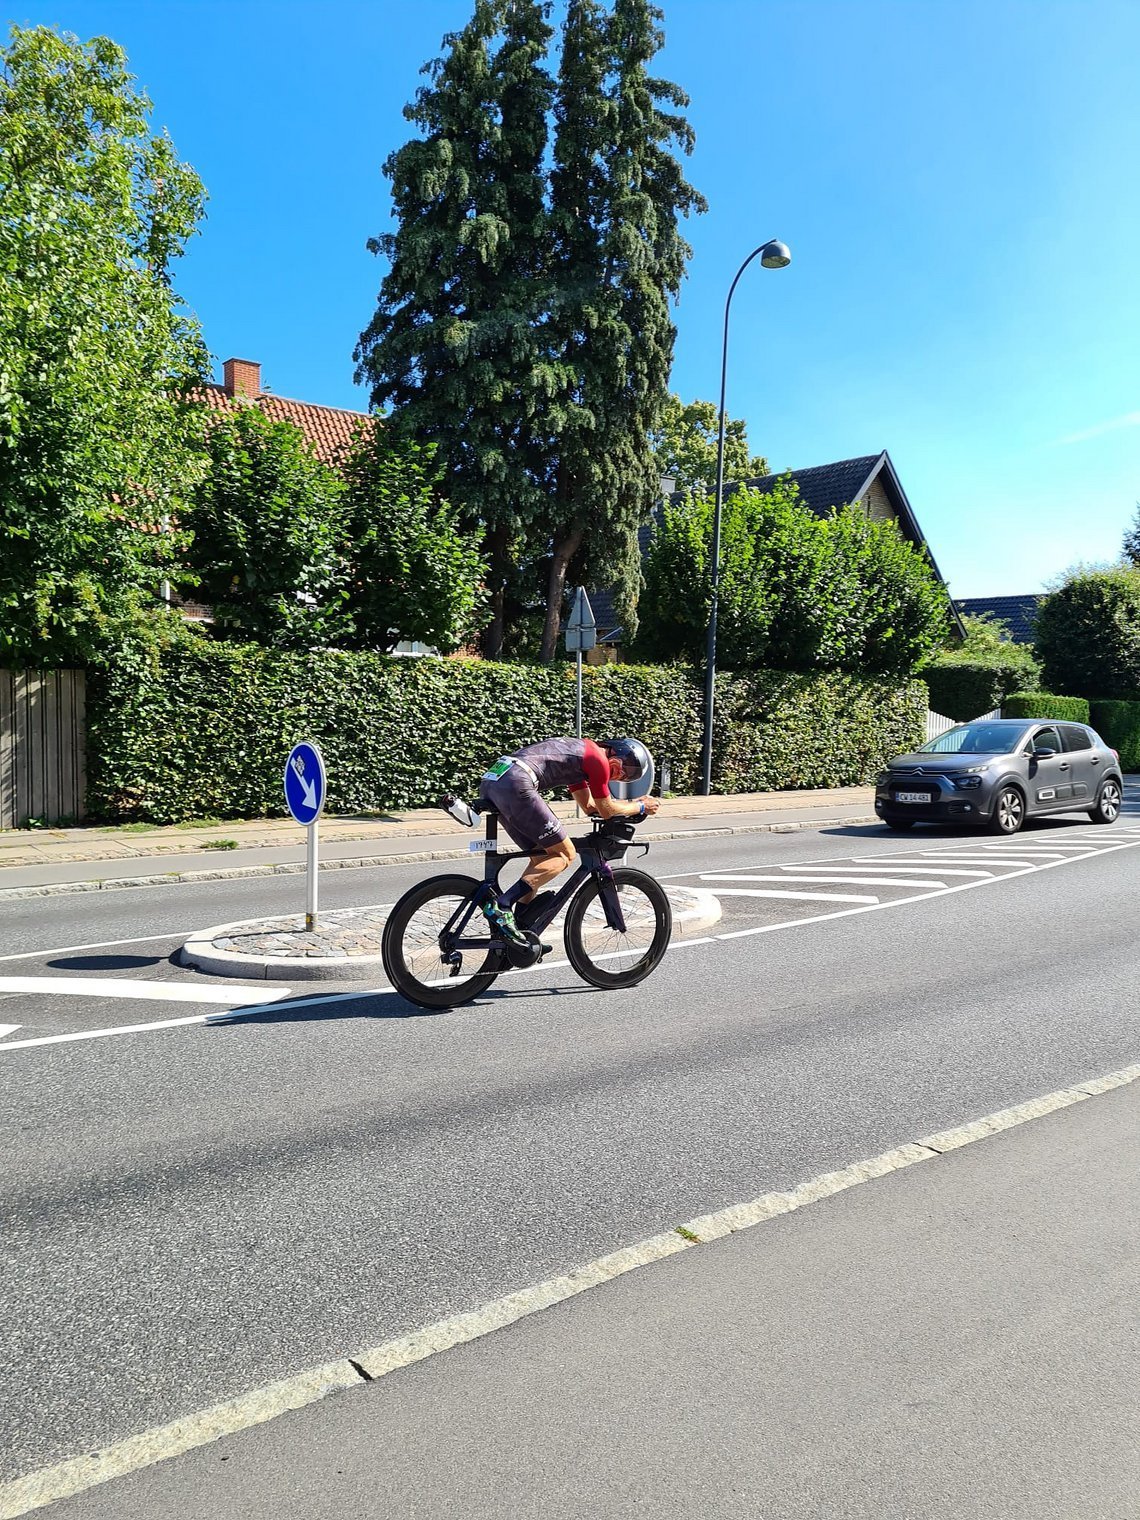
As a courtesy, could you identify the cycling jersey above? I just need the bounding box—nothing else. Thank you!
[509,738,612,800]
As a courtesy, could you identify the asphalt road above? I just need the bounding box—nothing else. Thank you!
[3,809,1139,1500]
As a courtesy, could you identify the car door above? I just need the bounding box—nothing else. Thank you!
[1059,723,1095,801]
[1025,725,1071,809]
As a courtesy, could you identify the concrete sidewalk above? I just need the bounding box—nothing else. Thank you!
[0,786,877,896]
[25,1072,1139,1519]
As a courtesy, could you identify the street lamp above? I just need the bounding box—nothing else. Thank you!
[700,239,792,795]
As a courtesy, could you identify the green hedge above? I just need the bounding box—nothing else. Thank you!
[1089,701,1140,771]
[923,659,1034,722]
[715,672,926,792]
[1002,692,1091,723]
[86,642,926,822]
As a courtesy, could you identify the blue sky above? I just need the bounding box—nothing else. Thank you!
[10,0,1140,598]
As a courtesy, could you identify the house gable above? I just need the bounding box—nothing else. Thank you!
[592,449,962,645]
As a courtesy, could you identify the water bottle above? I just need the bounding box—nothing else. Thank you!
[440,794,477,828]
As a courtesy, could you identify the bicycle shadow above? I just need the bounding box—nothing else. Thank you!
[204,978,589,1029]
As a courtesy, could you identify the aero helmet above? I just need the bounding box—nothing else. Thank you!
[600,737,652,783]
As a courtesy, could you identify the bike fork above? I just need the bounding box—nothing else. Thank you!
[596,862,627,933]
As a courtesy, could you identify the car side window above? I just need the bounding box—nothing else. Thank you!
[1032,727,1061,753]
[1059,724,1091,753]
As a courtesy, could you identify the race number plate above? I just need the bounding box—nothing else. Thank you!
[468,839,495,853]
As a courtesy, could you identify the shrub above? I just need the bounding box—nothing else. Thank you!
[634,481,948,675]
[86,641,924,821]
[1035,566,1140,698]
[922,615,1040,721]
[1089,701,1140,771]
[1002,692,1090,723]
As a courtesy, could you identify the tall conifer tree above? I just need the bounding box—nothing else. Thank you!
[355,0,554,656]
[358,0,704,660]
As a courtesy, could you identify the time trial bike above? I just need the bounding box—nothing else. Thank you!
[381,798,672,1010]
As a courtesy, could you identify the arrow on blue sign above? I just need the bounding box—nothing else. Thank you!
[284,741,326,826]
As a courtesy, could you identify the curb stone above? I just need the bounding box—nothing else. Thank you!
[0,815,879,901]
[179,887,724,982]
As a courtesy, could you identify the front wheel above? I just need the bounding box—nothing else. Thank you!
[382,874,502,1010]
[563,867,672,991]
[1088,778,1122,824]
[987,785,1025,835]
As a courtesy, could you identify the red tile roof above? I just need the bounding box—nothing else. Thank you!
[202,383,374,465]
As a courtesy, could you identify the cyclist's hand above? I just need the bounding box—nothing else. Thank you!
[640,796,661,817]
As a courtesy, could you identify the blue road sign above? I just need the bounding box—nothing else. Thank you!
[284,741,326,826]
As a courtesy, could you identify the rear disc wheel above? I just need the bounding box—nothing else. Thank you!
[382,874,502,1009]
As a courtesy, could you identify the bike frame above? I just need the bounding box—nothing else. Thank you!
[439,803,645,957]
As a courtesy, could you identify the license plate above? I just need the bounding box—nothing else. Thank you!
[895,791,932,804]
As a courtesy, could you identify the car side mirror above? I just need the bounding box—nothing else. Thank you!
[1031,746,1056,760]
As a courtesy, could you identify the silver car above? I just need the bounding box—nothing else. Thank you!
[875,718,1124,835]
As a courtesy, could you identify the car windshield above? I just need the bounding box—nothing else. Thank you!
[918,724,1018,755]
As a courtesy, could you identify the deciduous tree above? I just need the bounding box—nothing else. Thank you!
[184,407,352,649]
[650,395,768,498]
[340,432,487,653]
[0,25,208,666]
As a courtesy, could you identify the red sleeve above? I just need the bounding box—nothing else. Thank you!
[580,739,611,800]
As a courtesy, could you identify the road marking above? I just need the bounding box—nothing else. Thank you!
[0,977,287,1005]
[697,887,880,904]
[0,932,184,965]
[4,1061,1136,1520]
[832,869,1003,881]
[702,872,950,889]
[0,1024,21,1040]
[876,855,1040,868]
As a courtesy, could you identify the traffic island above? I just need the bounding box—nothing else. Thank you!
[179,888,723,982]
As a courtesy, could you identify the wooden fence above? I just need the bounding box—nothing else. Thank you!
[0,669,87,828]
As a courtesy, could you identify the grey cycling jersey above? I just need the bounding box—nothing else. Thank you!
[510,737,611,797]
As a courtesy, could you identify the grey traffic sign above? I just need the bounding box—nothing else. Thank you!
[565,586,597,652]
[284,741,326,826]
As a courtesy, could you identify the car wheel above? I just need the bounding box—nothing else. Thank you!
[987,785,1024,835]
[884,819,915,831]
[1088,778,1122,824]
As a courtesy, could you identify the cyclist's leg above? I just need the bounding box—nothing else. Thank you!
[518,837,576,900]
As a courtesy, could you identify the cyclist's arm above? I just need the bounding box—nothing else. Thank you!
[573,787,659,820]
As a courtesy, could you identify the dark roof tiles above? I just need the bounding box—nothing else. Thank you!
[953,595,1042,645]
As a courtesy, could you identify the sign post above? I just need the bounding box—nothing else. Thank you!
[284,740,327,931]
[565,587,597,740]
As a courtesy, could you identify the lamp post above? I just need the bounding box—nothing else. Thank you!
[700,239,792,795]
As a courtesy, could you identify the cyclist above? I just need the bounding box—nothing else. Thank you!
[478,737,660,947]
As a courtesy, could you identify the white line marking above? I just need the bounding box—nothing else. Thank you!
[701,887,879,904]
[965,848,1074,859]
[0,931,183,965]
[0,1012,266,1052]
[702,872,949,889]
[833,862,999,878]
[880,855,1040,867]
[0,976,288,1005]
[5,1062,1136,1518]
[716,834,1140,940]
[0,1023,21,1040]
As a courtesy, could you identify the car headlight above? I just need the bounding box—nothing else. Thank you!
[949,771,984,790]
